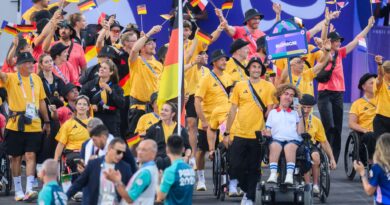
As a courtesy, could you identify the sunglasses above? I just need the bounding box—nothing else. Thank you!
[111,30,121,34]
[114,149,126,155]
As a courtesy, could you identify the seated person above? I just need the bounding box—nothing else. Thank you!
[54,95,92,173]
[265,84,304,184]
[299,94,337,194]
[144,102,192,170]
[349,73,377,160]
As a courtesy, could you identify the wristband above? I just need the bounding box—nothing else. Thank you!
[223,132,230,136]
[325,48,331,52]
[44,121,50,124]
[377,63,383,66]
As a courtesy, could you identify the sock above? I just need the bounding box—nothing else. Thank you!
[26,175,35,193]
[197,170,205,182]
[269,162,278,174]
[229,179,238,191]
[287,162,295,175]
[13,176,23,195]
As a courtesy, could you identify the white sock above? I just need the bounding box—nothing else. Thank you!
[229,179,238,191]
[197,170,205,182]
[26,175,35,193]
[13,176,23,195]
[270,162,278,174]
[287,162,295,175]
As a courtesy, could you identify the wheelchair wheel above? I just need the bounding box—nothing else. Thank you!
[304,184,313,205]
[255,182,263,205]
[212,149,221,197]
[319,149,330,203]
[2,156,12,196]
[344,132,359,180]
[220,149,229,201]
[216,149,223,199]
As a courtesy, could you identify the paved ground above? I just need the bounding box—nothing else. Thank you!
[0,104,375,204]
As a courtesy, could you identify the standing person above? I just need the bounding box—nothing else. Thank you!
[68,13,88,50]
[127,25,163,137]
[349,73,377,160]
[66,138,132,205]
[317,17,375,163]
[144,102,192,170]
[0,52,50,201]
[4,36,33,73]
[22,0,69,23]
[37,159,68,204]
[225,39,250,82]
[373,56,390,142]
[224,57,276,204]
[56,83,79,125]
[157,135,196,204]
[81,59,125,137]
[104,139,159,205]
[354,133,390,205]
[49,42,80,86]
[195,49,233,191]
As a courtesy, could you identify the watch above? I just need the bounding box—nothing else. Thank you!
[223,132,230,136]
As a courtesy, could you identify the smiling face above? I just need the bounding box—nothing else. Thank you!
[160,103,176,121]
[247,16,261,29]
[75,98,90,116]
[142,40,157,56]
[213,57,227,70]
[331,39,341,50]
[110,27,121,42]
[248,62,263,79]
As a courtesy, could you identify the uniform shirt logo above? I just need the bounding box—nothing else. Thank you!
[243,90,248,94]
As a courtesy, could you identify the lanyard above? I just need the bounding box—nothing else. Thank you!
[210,71,228,97]
[54,65,69,84]
[141,57,158,77]
[152,112,160,120]
[244,26,257,55]
[93,81,113,97]
[295,76,302,88]
[306,114,312,130]
[362,96,376,108]
[247,80,263,111]
[18,72,35,103]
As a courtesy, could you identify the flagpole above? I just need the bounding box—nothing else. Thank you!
[209,0,218,9]
[141,15,144,32]
[178,0,184,134]
[225,9,231,19]
[370,1,374,17]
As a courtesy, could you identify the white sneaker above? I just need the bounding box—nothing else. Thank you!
[228,184,239,197]
[245,199,254,205]
[196,181,207,191]
[313,184,320,194]
[240,193,247,205]
[14,191,24,201]
[284,173,294,184]
[267,173,278,183]
[189,157,196,169]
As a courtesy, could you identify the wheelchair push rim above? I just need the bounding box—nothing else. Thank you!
[344,133,358,180]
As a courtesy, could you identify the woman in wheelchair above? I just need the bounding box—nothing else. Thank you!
[54,95,92,173]
[265,84,304,185]
[300,94,337,194]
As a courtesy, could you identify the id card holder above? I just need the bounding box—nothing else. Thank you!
[25,103,37,119]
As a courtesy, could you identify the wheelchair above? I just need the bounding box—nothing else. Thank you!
[255,134,316,205]
[317,147,330,203]
[0,139,12,196]
[212,143,229,201]
[58,151,81,194]
[344,131,371,180]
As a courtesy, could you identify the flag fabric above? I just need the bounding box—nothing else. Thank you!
[337,2,345,7]
[77,0,97,11]
[160,14,173,20]
[371,0,380,3]
[198,0,209,11]
[1,21,18,36]
[127,134,141,146]
[97,12,107,25]
[85,45,98,63]
[137,4,147,15]
[358,37,368,52]
[16,24,36,33]
[66,0,80,3]
[22,33,34,45]
[221,0,233,10]
[326,0,336,4]
[112,0,120,2]
[190,0,200,7]
[196,30,213,45]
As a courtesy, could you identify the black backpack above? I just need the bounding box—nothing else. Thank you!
[315,50,338,83]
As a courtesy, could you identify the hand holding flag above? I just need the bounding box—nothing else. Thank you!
[137,4,147,31]
[221,0,233,10]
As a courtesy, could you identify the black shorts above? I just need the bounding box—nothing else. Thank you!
[197,129,209,151]
[185,95,197,118]
[5,129,43,156]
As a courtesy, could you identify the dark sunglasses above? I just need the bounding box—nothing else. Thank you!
[114,149,126,155]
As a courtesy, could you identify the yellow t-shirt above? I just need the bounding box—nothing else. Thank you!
[184,40,208,95]
[209,103,238,141]
[22,3,59,22]
[162,122,177,142]
[225,58,248,83]
[230,80,276,139]
[306,114,327,144]
[350,97,377,131]
[305,44,323,68]
[135,112,160,135]
[374,79,390,118]
[195,72,233,129]
[129,56,163,105]
[55,118,91,151]
[291,68,315,96]
[3,73,46,132]
[185,65,210,96]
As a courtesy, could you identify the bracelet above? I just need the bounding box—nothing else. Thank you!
[378,63,383,66]
[44,121,50,124]
[114,181,124,187]
[325,49,331,52]
[223,132,230,136]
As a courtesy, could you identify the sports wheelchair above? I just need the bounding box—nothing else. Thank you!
[255,133,330,205]
[344,131,372,180]
[58,150,81,194]
[212,143,229,201]
[0,137,12,196]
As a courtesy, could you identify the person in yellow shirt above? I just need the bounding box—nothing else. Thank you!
[349,73,377,160]
[0,52,50,201]
[195,49,233,191]
[23,0,69,23]
[225,39,249,82]
[300,94,336,194]
[127,25,163,137]
[277,40,332,95]
[224,57,276,203]
[54,95,92,177]
[373,56,390,144]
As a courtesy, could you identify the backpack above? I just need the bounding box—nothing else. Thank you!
[315,50,338,83]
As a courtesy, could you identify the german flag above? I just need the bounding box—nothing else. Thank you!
[221,0,233,10]
[196,30,212,45]
[66,0,80,3]
[22,33,34,45]
[16,24,36,33]
[126,133,141,147]
[77,0,96,11]
[85,45,98,63]
[137,4,147,15]
[190,0,200,7]
[160,14,173,20]
[1,21,18,36]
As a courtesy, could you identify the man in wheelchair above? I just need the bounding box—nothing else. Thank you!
[349,73,377,161]
[299,94,336,194]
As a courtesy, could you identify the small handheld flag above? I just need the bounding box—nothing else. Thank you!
[16,24,36,33]
[357,37,368,52]
[371,0,380,3]
[78,0,97,11]
[198,0,209,11]
[190,0,200,7]
[326,0,336,4]
[137,4,147,15]
[221,0,233,10]
[66,0,80,3]
[196,30,212,45]
[1,21,18,36]
[160,14,173,20]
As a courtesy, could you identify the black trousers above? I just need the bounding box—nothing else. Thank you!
[317,90,344,163]
[128,108,146,137]
[374,114,390,138]
[359,132,376,160]
[120,96,130,139]
[229,137,261,201]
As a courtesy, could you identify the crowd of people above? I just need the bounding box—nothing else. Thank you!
[0,0,389,205]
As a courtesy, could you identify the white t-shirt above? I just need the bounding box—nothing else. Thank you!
[266,108,302,142]
[98,162,118,205]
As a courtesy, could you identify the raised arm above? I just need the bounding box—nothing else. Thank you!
[312,40,331,75]
[273,3,282,23]
[210,23,225,44]
[129,25,162,63]
[6,37,18,66]
[95,20,110,52]
[215,9,236,37]
[42,26,55,53]
[34,10,61,47]
[309,10,340,38]
[345,16,375,54]
[321,7,331,41]
[375,55,384,88]
[184,36,198,64]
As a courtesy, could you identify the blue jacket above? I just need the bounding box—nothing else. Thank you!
[66,157,132,205]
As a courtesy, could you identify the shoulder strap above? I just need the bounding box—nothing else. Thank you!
[74,117,87,129]
[232,58,246,70]
[329,50,339,71]
[247,80,267,116]
[67,40,74,61]
[210,72,229,96]
[361,96,376,108]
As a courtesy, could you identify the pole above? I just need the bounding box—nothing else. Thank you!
[370,1,373,17]
[287,57,293,84]
[225,9,231,19]
[141,15,144,32]
[177,0,184,134]
[209,0,218,9]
